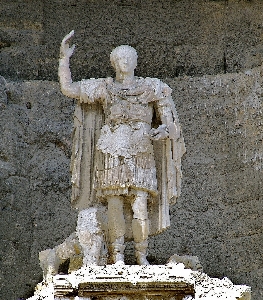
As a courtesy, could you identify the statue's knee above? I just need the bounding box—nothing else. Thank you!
[107,196,125,242]
[132,191,148,220]
[107,196,123,214]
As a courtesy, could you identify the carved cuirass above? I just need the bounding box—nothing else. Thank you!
[97,80,155,158]
[105,79,154,125]
[95,79,158,197]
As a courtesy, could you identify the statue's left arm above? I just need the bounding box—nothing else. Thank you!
[150,79,186,204]
[149,80,180,141]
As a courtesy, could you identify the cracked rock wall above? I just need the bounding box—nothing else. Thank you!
[1,0,263,299]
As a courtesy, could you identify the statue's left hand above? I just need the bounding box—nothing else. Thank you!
[149,124,169,140]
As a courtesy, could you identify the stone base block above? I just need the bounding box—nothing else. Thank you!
[53,265,195,300]
[30,264,251,300]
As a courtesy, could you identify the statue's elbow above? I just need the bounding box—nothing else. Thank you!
[60,85,71,97]
[61,84,78,99]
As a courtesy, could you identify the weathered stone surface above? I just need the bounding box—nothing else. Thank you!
[1,1,263,81]
[0,78,77,299]
[149,67,263,299]
[53,265,195,299]
[27,265,250,300]
[167,254,203,272]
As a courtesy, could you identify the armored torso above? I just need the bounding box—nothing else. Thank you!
[95,77,158,197]
[97,78,154,158]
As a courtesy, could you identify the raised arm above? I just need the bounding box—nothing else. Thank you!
[58,30,80,99]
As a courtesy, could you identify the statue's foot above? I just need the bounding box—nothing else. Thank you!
[136,252,150,265]
[111,253,125,265]
[109,236,125,265]
[114,259,125,266]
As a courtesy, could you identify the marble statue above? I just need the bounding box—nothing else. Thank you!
[29,32,252,300]
[58,30,186,266]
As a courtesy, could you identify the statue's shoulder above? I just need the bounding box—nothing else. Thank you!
[144,77,170,88]
[135,76,164,89]
[144,77,161,84]
[144,77,172,99]
[80,77,113,102]
[81,77,112,87]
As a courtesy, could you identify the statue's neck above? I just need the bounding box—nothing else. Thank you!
[115,71,135,86]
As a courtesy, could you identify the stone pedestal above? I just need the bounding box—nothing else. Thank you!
[52,265,195,300]
[29,263,251,300]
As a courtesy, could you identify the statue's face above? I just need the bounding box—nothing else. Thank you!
[114,53,137,74]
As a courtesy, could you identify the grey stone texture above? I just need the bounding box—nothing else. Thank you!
[0,78,78,299]
[1,0,263,299]
[1,0,263,81]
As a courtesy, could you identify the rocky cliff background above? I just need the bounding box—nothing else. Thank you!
[1,0,263,299]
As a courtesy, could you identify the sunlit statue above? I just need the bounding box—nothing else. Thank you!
[58,30,185,266]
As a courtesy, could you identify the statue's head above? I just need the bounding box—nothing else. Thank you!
[110,45,137,73]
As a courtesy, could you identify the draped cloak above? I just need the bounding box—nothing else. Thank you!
[70,76,185,238]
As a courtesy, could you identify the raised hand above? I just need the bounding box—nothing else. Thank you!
[60,30,76,59]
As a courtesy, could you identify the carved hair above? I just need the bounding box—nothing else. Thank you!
[110,45,138,69]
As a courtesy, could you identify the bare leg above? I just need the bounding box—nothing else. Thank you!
[131,190,149,265]
[107,195,126,264]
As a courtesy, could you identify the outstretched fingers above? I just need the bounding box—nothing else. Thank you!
[62,30,75,45]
